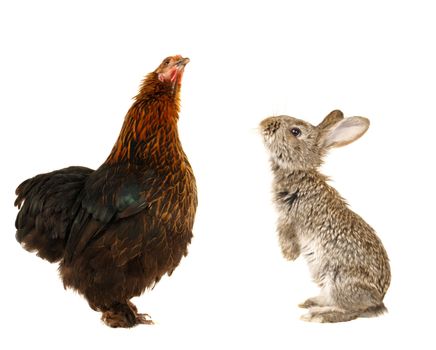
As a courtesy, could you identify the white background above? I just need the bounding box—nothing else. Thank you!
[0,0,434,349]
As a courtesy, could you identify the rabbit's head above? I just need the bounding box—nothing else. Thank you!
[260,110,370,171]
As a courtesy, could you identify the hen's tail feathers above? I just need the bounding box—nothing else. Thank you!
[15,166,93,262]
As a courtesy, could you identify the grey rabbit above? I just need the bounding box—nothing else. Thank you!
[260,110,391,323]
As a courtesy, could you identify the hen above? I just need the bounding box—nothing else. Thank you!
[14,55,197,328]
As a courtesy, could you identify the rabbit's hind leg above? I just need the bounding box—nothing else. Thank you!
[301,280,384,323]
[300,306,359,323]
[299,279,334,308]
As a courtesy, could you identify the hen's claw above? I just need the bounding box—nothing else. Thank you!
[136,313,154,325]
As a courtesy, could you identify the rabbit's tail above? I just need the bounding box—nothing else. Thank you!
[360,303,388,318]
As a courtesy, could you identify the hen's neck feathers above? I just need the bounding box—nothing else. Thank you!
[105,74,184,166]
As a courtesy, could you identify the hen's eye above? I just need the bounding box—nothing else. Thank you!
[290,127,301,137]
[163,59,170,66]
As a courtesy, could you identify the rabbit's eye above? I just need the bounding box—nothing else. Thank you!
[290,128,301,137]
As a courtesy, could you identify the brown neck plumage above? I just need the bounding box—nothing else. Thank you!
[105,73,183,166]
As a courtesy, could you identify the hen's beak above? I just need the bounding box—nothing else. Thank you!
[177,57,190,67]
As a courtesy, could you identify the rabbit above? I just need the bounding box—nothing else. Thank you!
[259,109,391,323]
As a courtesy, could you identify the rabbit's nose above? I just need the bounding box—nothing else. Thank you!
[261,120,281,136]
[260,117,281,132]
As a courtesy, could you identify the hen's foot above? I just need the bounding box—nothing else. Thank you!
[101,302,154,328]
[136,313,154,325]
[128,300,154,325]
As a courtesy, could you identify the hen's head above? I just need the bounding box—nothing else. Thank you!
[155,55,190,86]
[137,55,190,100]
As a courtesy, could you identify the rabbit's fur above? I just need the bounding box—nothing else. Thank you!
[260,110,390,323]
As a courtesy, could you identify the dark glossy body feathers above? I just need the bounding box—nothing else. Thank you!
[15,56,197,327]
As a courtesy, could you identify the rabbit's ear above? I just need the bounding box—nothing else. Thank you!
[317,110,344,130]
[320,117,370,149]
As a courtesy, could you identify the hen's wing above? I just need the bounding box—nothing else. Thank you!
[64,163,180,263]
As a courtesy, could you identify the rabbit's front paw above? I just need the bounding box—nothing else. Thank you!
[280,238,300,261]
